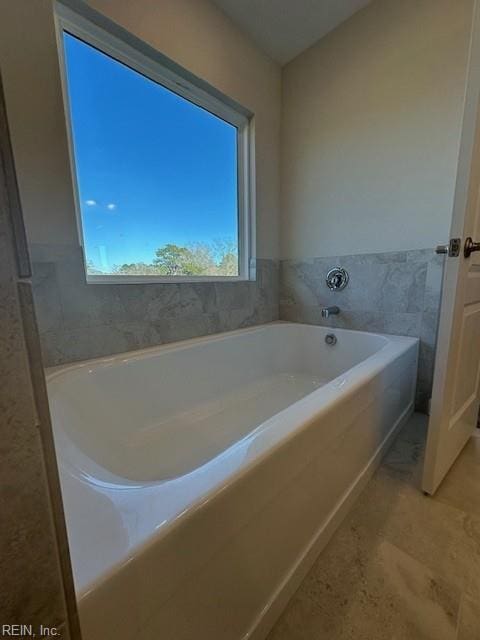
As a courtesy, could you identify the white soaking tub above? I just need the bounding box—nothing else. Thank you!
[47,322,418,640]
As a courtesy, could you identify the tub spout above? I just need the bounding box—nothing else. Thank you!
[321,306,340,319]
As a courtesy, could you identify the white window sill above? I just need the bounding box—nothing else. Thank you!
[86,274,253,285]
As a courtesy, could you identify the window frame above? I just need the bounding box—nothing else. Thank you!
[55,2,255,284]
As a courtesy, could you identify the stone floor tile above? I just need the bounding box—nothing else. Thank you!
[267,414,480,640]
[434,437,480,518]
[456,593,480,640]
[268,531,460,640]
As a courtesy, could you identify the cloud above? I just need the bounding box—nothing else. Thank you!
[107,203,116,211]
[85,199,97,206]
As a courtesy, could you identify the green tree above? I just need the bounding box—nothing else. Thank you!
[153,244,194,275]
[212,238,238,276]
[153,243,216,275]
[218,251,238,276]
[111,239,238,277]
[86,259,104,275]
[115,262,163,275]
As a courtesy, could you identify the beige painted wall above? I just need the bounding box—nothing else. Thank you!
[280,0,474,259]
[0,0,77,247]
[0,0,473,261]
[0,0,281,258]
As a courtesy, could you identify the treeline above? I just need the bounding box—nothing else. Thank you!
[87,240,238,276]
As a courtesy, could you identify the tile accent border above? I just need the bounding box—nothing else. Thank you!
[279,249,444,412]
[31,244,279,367]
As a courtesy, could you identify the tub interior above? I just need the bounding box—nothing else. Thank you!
[48,324,389,481]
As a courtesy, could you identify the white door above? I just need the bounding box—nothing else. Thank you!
[423,1,480,495]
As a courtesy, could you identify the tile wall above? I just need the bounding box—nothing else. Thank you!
[31,244,279,367]
[280,249,444,411]
[31,243,442,412]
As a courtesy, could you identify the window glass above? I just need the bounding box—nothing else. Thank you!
[63,32,240,278]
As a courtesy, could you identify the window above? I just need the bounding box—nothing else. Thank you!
[56,5,253,283]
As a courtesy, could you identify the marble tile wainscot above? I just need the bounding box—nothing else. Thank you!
[30,243,279,367]
[280,249,444,412]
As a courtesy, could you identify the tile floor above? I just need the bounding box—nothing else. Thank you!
[267,413,480,640]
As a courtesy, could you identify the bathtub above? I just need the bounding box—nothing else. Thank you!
[47,322,418,640]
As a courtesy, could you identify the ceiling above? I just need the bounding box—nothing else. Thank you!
[210,0,372,65]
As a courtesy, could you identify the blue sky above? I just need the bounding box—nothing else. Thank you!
[63,32,238,271]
